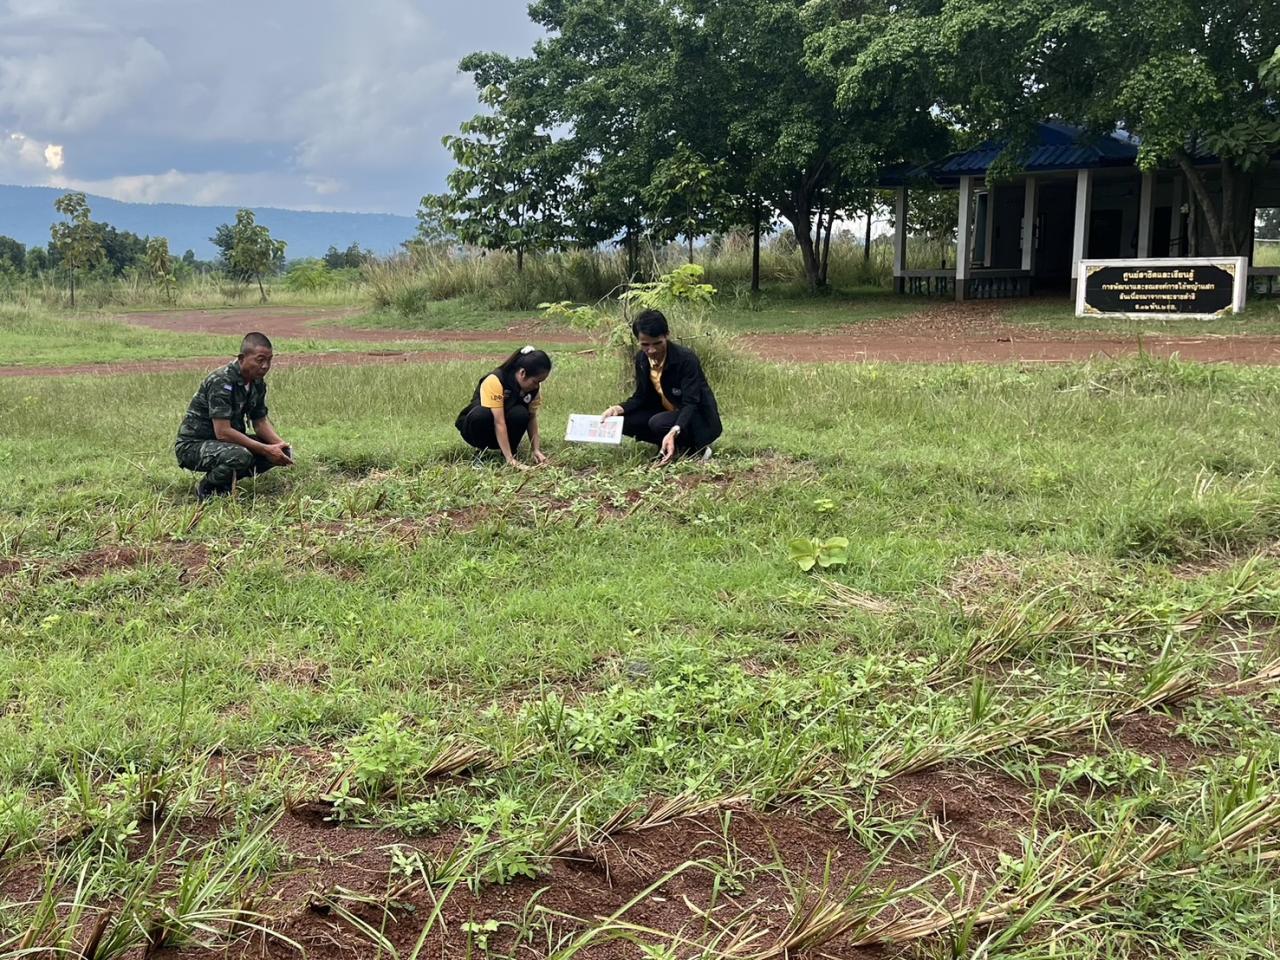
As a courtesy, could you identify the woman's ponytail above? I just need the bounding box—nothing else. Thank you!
[499,345,553,376]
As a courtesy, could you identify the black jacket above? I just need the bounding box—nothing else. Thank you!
[621,342,722,448]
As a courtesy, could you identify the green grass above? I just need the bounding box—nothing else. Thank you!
[0,305,552,368]
[5,313,1280,956]
[346,288,927,337]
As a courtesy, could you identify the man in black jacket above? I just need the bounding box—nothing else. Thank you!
[601,310,722,465]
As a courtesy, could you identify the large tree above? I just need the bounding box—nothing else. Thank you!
[436,83,568,272]
[819,0,1280,256]
[0,236,25,273]
[643,142,727,262]
[211,210,286,302]
[50,192,105,307]
[465,3,685,276]
[145,236,176,303]
[458,0,946,292]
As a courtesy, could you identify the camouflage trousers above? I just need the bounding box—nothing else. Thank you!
[175,439,275,490]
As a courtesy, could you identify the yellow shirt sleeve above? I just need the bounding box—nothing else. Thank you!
[479,374,505,409]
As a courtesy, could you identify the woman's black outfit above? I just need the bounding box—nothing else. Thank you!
[456,367,540,451]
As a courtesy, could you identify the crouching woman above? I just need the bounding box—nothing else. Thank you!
[456,346,552,470]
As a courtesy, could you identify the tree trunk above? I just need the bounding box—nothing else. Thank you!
[257,274,267,303]
[793,218,821,294]
[776,167,827,293]
[820,207,834,287]
[687,231,694,264]
[863,199,873,262]
[1174,152,1254,257]
[516,247,524,273]
[68,269,75,308]
[812,197,825,262]
[624,231,637,278]
[751,201,762,294]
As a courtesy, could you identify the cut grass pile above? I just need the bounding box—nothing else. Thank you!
[3,348,1280,957]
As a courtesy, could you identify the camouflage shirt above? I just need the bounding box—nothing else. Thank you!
[175,360,268,446]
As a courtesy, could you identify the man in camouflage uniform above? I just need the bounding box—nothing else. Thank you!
[175,331,293,501]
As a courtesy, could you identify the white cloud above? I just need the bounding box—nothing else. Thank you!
[0,0,544,211]
[305,176,343,196]
[0,128,62,177]
[0,30,168,132]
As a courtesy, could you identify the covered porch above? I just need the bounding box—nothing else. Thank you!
[886,123,1280,302]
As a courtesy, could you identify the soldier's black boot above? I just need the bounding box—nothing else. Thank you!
[195,478,229,502]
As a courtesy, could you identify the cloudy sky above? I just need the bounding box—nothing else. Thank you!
[0,0,543,214]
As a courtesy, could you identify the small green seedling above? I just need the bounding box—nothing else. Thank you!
[461,918,500,952]
[788,536,850,571]
[812,497,836,513]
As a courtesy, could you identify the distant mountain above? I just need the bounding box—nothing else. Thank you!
[0,184,417,260]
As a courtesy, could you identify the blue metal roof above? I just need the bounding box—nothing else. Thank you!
[938,122,1138,176]
[879,122,1141,186]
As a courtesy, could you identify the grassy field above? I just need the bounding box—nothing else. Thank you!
[0,306,577,368]
[3,318,1280,958]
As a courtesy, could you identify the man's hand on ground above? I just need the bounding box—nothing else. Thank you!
[265,442,294,467]
[658,430,678,466]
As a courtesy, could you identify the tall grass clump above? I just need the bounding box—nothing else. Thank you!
[366,247,631,314]
[0,266,366,311]
[367,229,960,322]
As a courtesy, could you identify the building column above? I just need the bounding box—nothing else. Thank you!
[1020,176,1038,273]
[1170,174,1184,256]
[955,175,974,301]
[983,183,996,267]
[892,185,908,293]
[1136,171,1154,258]
[1070,168,1093,298]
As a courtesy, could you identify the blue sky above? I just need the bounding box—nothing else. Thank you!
[0,0,543,213]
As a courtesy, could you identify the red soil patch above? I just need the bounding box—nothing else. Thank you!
[1106,709,1218,771]
[881,764,1035,866]
[752,301,1280,364]
[57,541,210,581]
[184,804,932,960]
[754,329,1280,364]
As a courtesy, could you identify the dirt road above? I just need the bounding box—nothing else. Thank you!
[6,305,1280,377]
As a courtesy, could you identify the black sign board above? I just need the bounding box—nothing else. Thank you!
[1080,262,1239,316]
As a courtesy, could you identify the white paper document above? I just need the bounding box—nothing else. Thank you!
[565,414,623,445]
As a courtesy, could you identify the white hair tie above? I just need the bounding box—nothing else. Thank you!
[520,345,536,354]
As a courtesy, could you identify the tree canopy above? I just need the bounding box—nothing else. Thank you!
[212,210,287,302]
[433,0,1280,285]
[50,192,105,307]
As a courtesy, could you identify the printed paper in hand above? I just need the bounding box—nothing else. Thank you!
[565,414,623,445]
